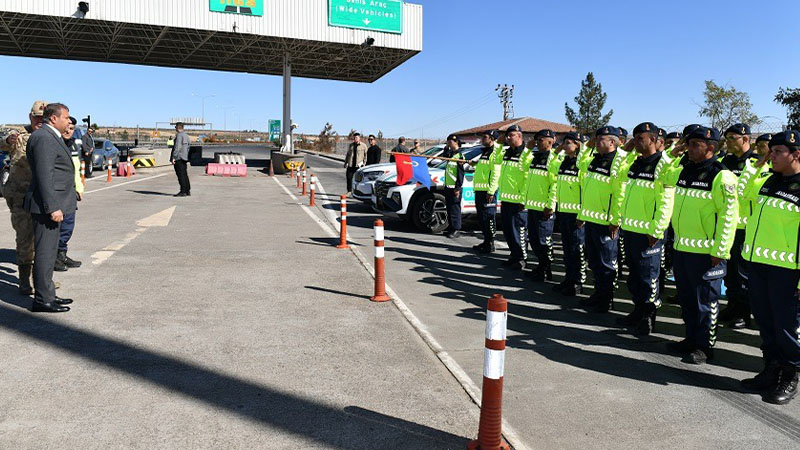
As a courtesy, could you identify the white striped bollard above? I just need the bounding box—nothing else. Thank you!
[302,170,307,196]
[468,294,510,450]
[370,219,391,302]
[80,159,86,185]
[106,156,113,182]
[296,169,301,188]
[336,195,349,249]
[309,174,316,206]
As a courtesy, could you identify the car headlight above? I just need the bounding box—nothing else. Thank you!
[391,192,401,205]
[354,172,363,182]
[364,171,385,181]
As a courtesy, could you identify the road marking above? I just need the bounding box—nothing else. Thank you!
[272,177,336,238]
[91,206,176,266]
[85,173,170,194]
[296,175,530,450]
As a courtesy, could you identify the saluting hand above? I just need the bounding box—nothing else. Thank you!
[756,149,772,168]
[6,133,18,145]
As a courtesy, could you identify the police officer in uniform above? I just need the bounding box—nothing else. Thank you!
[442,134,464,238]
[499,125,533,270]
[577,126,629,312]
[718,123,758,329]
[739,130,800,404]
[665,126,738,364]
[553,132,586,296]
[618,122,675,335]
[524,129,559,281]
[472,130,504,253]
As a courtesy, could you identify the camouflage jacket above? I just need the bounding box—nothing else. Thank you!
[1,125,33,196]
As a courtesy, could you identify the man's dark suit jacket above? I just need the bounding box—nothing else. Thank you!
[24,126,77,216]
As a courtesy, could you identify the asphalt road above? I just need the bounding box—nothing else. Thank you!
[297,151,800,450]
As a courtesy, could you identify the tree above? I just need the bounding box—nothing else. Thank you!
[564,72,614,134]
[699,80,760,131]
[315,122,338,153]
[775,87,800,130]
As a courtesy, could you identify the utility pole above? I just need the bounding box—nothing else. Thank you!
[496,84,515,121]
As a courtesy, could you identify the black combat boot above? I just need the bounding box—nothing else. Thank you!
[560,283,583,297]
[763,366,799,405]
[633,304,657,336]
[616,305,642,327]
[64,253,82,268]
[742,359,781,393]
[54,251,68,272]
[477,241,495,254]
[666,339,695,355]
[683,347,714,365]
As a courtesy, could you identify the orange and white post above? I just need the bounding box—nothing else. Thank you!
[309,173,316,206]
[106,156,113,182]
[336,195,349,249]
[468,294,510,450]
[289,167,294,179]
[370,219,391,302]
[80,159,85,185]
[126,154,132,178]
[301,170,307,196]
[296,169,301,188]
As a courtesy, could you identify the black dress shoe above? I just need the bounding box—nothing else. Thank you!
[726,316,751,329]
[527,265,553,282]
[615,309,642,327]
[742,360,781,393]
[174,192,188,197]
[444,230,461,239]
[64,254,82,268]
[501,258,515,266]
[30,302,70,313]
[633,310,656,336]
[552,281,568,293]
[763,367,799,405]
[54,297,73,305]
[473,242,486,251]
[505,259,526,270]
[560,283,582,297]
[54,258,68,272]
[477,242,495,254]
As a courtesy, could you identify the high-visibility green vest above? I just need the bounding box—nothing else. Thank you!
[444,150,463,188]
[524,149,559,211]
[577,148,629,226]
[556,153,582,214]
[721,151,763,229]
[665,158,739,259]
[619,151,674,238]
[473,143,505,195]
[498,146,533,204]
[741,168,800,270]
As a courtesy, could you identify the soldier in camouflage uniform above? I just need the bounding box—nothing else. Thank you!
[2,101,46,294]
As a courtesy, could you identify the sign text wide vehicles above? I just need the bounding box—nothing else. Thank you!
[329,0,403,34]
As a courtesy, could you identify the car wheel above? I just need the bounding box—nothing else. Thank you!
[87,162,93,176]
[101,158,107,172]
[411,191,448,234]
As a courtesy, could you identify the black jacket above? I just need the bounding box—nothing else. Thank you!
[24,126,77,215]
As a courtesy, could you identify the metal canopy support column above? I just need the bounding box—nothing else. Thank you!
[282,53,292,154]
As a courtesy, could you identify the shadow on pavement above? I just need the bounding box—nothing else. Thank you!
[305,285,371,300]
[128,190,175,196]
[0,303,469,449]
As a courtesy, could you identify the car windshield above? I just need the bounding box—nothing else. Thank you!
[433,147,482,168]
[422,145,443,156]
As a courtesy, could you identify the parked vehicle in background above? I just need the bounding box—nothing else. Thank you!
[74,128,120,175]
[351,144,477,204]
[372,145,487,233]
[0,151,9,196]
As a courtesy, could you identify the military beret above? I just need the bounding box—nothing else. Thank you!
[665,132,682,140]
[687,126,721,142]
[535,129,555,139]
[69,116,77,125]
[618,127,628,137]
[725,123,751,136]
[481,130,500,140]
[446,134,460,142]
[632,122,658,136]
[683,124,702,136]
[595,126,620,137]
[756,133,773,143]
[562,132,580,143]
[768,130,800,149]
[506,124,523,134]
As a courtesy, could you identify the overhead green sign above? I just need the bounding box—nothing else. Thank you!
[210,0,263,17]
[269,120,281,141]
[329,0,403,34]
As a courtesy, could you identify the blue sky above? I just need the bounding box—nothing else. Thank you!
[1,0,798,137]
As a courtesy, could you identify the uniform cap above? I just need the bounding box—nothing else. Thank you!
[595,126,620,137]
[481,130,500,140]
[632,122,658,136]
[682,124,702,136]
[725,123,751,136]
[618,127,628,137]
[534,129,555,139]
[562,132,580,143]
[30,100,47,117]
[665,132,683,140]
[658,128,666,139]
[446,134,461,143]
[756,133,773,143]
[505,124,523,134]
[687,126,721,142]
[768,130,800,149]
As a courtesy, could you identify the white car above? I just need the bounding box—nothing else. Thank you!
[372,146,486,233]
[351,144,477,203]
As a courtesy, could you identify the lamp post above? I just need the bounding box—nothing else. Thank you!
[192,93,215,126]
[219,106,235,130]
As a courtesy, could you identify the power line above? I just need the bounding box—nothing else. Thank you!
[388,91,496,137]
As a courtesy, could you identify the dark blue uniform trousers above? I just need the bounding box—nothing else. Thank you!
[673,251,725,350]
[474,191,497,244]
[557,212,585,284]
[501,202,527,261]
[724,229,750,306]
[623,230,663,308]
[748,262,800,368]
[585,222,618,296]
[58,212,76,253]
[444,187,462,232]
[527,209,554,267]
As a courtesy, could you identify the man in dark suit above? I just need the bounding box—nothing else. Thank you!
[24,103,76,313]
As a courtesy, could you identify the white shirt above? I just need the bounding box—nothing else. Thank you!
[45,123,63,140]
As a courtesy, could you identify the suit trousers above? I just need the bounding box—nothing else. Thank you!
[724,229,750,307]
[748,262,800,368]
[501,202,528,261]
[673,251,725,350]
[527,209,554,268]
[474,191,497,244]
[174,160,191,194]
[32,213,60,304]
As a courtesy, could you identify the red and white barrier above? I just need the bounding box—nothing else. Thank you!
[468,294,510,450]
[336,195,349,249]
[370,219,391,302]
[205,163,247,177]
[309,173,316,206]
